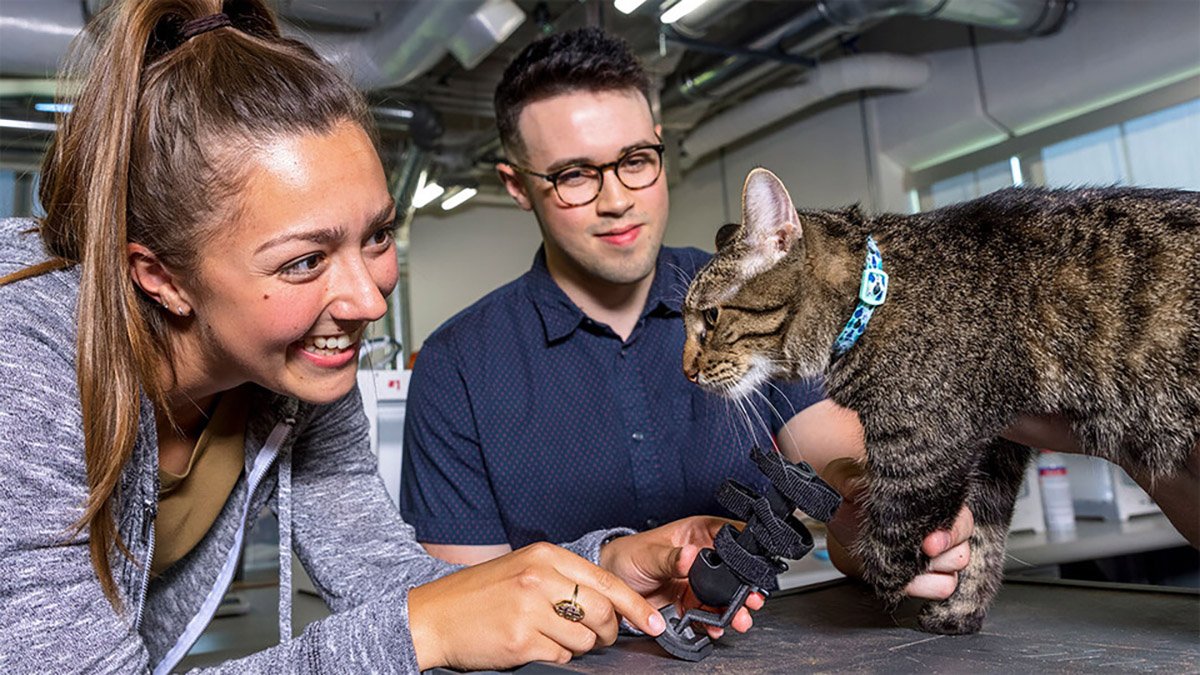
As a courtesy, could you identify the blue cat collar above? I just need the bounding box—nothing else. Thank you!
[832,236,887,357]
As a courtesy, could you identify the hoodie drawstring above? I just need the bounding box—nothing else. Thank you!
[277,446,293,643]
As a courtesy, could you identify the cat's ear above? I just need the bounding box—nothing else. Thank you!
[740,168,800,275]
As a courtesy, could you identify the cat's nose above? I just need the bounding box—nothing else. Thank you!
[683,361,698,382]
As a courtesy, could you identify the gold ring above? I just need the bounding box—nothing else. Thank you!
[553,584,585,622]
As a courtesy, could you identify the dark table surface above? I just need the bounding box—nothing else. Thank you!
[442,577,1199,673]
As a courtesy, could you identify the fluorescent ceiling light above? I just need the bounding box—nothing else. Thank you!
[440,187,478,211]
[0,119,56,132]
[34,102,73,114]
[660,0,708,24]
[412,182,445,208]
[614,0,650,14]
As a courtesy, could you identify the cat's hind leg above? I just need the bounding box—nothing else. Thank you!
[918,438,1033,635]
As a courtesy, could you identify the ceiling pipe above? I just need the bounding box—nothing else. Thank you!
[663,0,1071,111]
[279,0,486,90]
[0,0,490,91]
[816,0,1072,35]
[680,53,931,167]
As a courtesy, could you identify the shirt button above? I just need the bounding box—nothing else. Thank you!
[644,518,660,529]
[631,431,645,441]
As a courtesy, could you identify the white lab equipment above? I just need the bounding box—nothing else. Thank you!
[356,368,410,509]
[1037,451,1077,532]
[1008,460,1046,534]
[1060,454,1160,522]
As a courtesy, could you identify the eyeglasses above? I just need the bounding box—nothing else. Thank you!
[501,143,665,207]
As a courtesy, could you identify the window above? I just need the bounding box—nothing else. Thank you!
[911,95,1200,210]
[922,159,1015,211]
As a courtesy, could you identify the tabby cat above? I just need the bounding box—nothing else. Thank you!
[682,168,1199,634]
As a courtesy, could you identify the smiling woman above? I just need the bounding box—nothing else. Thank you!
[128,121,400,408]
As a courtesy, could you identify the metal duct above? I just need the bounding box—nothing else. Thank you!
[816,0,1071,35]
[680,53,932,166]
[0,0,489,91]
[664,0,1070,108]
[447,0,525,71]
[278,0,486,90]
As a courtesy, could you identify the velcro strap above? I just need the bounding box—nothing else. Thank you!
[716,480,757,520]
[751,447,842,523]
[747,495,814,560]
[713,524,783,591]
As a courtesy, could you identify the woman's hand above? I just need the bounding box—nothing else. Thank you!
[822,457,974,600]
[599,516,765,638]
[408,542,666,671]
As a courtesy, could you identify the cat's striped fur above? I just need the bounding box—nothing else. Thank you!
[682,168,1199,634]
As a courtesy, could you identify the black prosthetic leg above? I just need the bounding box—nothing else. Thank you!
[654,446,842,661]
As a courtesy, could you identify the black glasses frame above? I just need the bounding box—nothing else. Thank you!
[501,143,666,206]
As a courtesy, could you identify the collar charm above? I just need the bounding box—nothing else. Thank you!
[832,236,888,357]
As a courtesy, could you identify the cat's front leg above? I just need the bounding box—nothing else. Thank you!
[918,439,1031,635]
[853,426,981,612]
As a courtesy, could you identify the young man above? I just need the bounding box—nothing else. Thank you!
[400,28,973,601]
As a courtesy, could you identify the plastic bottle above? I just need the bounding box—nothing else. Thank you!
[1037,450,1077,532]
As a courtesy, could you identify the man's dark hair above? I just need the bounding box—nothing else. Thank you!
[494,27,652,160]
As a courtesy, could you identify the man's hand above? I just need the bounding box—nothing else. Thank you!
[821,457,974,600]
[599,516,765,638]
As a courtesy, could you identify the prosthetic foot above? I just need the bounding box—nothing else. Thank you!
[654,446,842,661]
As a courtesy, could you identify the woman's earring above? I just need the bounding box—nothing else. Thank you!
[177,306,188,316]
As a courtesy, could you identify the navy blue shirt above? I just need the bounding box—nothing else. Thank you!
[400,246,824,547]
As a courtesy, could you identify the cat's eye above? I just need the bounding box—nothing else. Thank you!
[703,307,720,327]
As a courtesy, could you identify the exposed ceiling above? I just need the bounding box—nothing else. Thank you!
[0,0,1074,208]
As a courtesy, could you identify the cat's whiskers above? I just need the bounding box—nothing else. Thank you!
[665,262,693,308]
[750,386,802,454]
[1003,552,1036,569]
[731,393,757,444]
[740,389,774,445]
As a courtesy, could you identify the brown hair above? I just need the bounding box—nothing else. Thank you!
[1,0,369,610]
[493,27,651,161]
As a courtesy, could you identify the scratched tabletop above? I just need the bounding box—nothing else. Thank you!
[441,578,1199,673]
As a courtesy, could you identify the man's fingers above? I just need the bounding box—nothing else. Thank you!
[928,541,970,573]
[922,505,975,557]
[673,544,699,577]
[904,571,958,600]
[820,456,868,496]
[744,592,765,611]
[947,506,975,548]
[729,607,754,633]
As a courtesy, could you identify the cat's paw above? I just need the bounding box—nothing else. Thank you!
[918,600,985,635]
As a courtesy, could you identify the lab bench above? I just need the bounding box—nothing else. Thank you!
[178,513,1194,671]
[435,577,1198,673]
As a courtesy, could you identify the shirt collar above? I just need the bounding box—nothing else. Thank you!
[525,246,685,344]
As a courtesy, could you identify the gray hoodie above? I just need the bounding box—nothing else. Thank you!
[0,218,624,673]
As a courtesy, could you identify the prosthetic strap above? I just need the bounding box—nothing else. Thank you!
[749,446,842,523]
[716,481,812,560]
[712,524,786,591]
